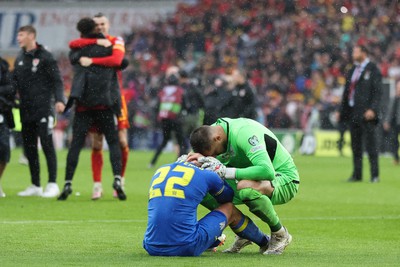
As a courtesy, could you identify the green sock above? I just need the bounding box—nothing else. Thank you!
[200,193,220,211]
[239,188,282,232]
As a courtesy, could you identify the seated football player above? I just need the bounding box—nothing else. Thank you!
[143,158,270,256]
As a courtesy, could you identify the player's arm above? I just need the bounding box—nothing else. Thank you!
[89,37,125,67]
[207,172,234,204]
[69,37,112,49]
[69,49,82,65]
[230,128,275,181]
[69,38,97,49]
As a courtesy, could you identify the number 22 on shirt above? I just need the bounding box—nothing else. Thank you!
[149,165,194,199]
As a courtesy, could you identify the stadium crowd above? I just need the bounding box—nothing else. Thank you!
[51,0,400,150]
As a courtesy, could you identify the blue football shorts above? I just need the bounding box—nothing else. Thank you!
[143,210,227,256]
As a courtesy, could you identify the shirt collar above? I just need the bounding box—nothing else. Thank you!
[355,58,370,69]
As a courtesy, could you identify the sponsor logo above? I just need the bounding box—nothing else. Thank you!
[248,135,259,146]
[250,145,263,153]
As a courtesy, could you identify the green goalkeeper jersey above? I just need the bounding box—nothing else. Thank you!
[212,118,298,181]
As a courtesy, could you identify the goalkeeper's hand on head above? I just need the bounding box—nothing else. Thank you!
[199,157,236,179]
[176,154,188,162]
[199,157,226,179]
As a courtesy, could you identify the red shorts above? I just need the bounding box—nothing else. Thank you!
[117,94,130,130]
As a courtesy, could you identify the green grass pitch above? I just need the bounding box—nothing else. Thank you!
[0,148,399,266]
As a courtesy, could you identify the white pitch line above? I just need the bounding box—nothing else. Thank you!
[0,215,399,225]
[281,215,400,221]
[0,219,146,224]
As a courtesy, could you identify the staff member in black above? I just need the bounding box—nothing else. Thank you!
[338,45,382,183]
[383,79,400,165]
[0,56,16,197]
[179,70,204,153]
[12,25,65,197]
[58,17,126,201]
[232,69,258,119]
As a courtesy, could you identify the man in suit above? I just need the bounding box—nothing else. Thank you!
[338,44,382,183]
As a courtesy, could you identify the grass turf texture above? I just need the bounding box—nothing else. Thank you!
[0,148,399,266]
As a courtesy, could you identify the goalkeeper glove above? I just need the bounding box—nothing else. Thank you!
[199,157,236,179]
[202,160,226,178]
[176,154,188,162]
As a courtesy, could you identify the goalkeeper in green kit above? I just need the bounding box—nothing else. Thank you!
[187,117,300,255]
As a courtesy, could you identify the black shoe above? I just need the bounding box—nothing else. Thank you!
[347,177,362,182]
[370,177,380,183]
[57,183,72,200]
[113,178,127,201]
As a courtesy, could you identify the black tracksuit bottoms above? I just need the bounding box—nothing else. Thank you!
[65,109,121,182]
[22,117,57,187]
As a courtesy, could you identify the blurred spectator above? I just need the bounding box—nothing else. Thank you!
[180,70,204,153]
[231,69,258,119]
[383,79,400,165]
[203,75,239,125]
[0,56,16,197]
[149,73,186,167]
[128,96,152,150]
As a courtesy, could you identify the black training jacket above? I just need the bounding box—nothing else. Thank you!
[0,57,16,128]
[67,34,121,115]
[12,43,65,123]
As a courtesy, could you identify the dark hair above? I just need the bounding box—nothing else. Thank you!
[179,70,189,79]
[190,126,213,154]
[18,25,36,37]
[77,17,96,36]
[167,74,179,85]
[355,44,369,55]
[94,12,106,18]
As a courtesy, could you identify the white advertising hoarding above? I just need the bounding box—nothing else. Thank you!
[0,2,177,54]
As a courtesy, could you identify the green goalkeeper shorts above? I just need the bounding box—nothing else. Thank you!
[271,173,300,205]
[226,165,299,206]
[270,165,300,205]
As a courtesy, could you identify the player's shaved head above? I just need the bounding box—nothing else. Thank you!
[190,126,213,154]
[93,13,110,35]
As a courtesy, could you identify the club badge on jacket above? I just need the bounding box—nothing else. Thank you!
[32,58,40,73]
[364,70,370,80]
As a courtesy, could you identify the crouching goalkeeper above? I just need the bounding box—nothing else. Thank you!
[143,158,269,256]
[188,117,300,255]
